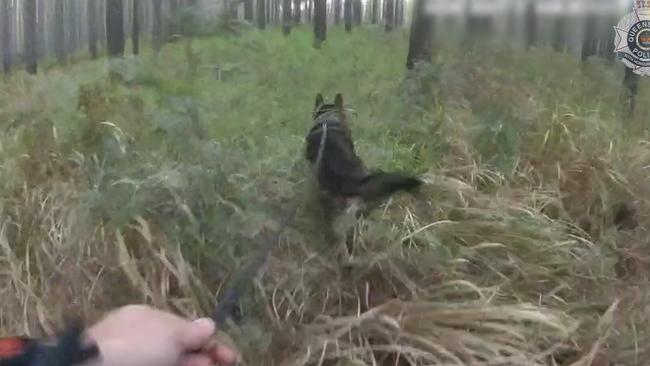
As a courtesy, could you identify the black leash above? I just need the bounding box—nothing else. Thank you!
[0,202,298,366]
[211,201,299,327]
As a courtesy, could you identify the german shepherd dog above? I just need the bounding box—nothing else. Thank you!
[305,93,423,255]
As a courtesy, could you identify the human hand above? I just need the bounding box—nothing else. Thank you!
[84,305,238,366]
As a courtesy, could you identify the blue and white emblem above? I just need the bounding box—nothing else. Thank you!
[615,1,650,76]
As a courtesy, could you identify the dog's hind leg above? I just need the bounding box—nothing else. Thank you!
[344,226,355,257]
[333,197,363,263]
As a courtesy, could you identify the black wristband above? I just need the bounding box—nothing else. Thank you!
[0,324,100,366]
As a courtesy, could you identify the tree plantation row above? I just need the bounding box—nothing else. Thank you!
[0,0,643,116]
[0,0,637,72]
[1,0,218,74]
[0,0,410,74]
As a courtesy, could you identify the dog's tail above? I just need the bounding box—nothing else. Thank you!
[358,171,423,202]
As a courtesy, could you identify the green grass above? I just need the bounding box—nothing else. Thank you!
[1,25,650,365]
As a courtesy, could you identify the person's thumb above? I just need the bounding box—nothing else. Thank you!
[176,317,216,351]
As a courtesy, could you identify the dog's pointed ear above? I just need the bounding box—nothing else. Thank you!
[315,93,324,109]
[334,93,344,109]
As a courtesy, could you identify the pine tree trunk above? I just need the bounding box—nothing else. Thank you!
[244,0,254,22]
[99,0,107,48]
[54,0,66,64]
[353,0,361,25]
[465,0,492,40]
[313,0,326,46]
[293,0,301,23]
[106,0,125,57]
[89,0,99,58]
[334,0,341,25]
[525,0,536,48]
[344,0,352,31]
[371,0,378,24]
[598,16,617,60]
[186,0,199,33]
[169,0,179,40]
[581,12,597,61]
[384,0,394,32]
[406,0,433,70]
[622,0,639,117]
[265,0,270,24]
[394,0,402,27]
[23,0,38,74]
[623,68,639,117]
[506,5,516,41]
[307,0,312,23]
[282,0,292,34]
[68,0,78,55]
[132,0,140,54]
[36,0,46,59]
[257,0,266,29]
[553,12,566,52]
[152,0,162,53]
[1,0,12,73]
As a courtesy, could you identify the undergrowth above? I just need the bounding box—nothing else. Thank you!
[1,25,649,366]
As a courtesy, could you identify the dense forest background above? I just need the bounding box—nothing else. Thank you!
[0,0,637,69]
[1,1,650,366]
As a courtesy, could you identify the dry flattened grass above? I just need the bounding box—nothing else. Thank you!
[0,168,626,365]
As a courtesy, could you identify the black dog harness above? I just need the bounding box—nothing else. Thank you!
[307,114,349,169]
[308,113,347,136]
[307,108,351,150]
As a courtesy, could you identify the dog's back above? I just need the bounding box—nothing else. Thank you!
[306,94,368,198]
[305,93,423,255]
[305,93,423,204]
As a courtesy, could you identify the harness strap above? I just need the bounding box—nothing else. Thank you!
[308,120,345,135]
[314,123,328,171]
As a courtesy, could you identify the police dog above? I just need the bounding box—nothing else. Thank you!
[305,93,422,256]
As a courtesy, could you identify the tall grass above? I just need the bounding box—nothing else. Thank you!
[1,25,649,365]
